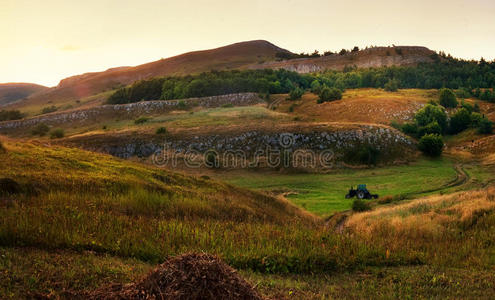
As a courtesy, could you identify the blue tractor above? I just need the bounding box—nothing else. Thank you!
[345,184,378,199]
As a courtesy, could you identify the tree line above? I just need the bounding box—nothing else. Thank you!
[107,56,495,105]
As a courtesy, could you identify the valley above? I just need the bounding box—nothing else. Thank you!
[1,39,495,299]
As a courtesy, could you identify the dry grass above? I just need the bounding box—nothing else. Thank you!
[273,89,433,125]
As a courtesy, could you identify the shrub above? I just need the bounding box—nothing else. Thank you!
[288,104,295,113]
[414,104,448,133]
[31,123,50,136]
[0,140,4,153]
[288,87,304,100]
[310,80,322,94]
[156,127,167,134]
[317,87,342,103]
[461,101,474,113]
[134,117,149,124]
[221,103,234,108]
[344,144,380,165]
[41,105,58,115]
[449,108,471,134]
[470,113,483,128]
[473,102,481,113]
[50,128,65,139]
[478,118,493,134]
[417,121,442,137]
[418,134,444,157]
[439,88,458,108]
[177,100,188,110]
[456,88,471,99]
[352,199,371,212]
[0,110,24,121]
[401,123,418,136]
[384,79,399,92]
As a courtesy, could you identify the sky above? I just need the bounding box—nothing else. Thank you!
[1,0,494,87]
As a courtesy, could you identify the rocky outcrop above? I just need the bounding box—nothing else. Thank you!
[62,124,416,167]
[0,93,263,131]
[253,46,436,73]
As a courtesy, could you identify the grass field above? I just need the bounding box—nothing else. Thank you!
[217,158,492,216]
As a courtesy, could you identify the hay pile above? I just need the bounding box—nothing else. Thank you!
[88,253,264,300]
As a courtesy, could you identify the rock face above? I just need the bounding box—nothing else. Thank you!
[0,93,263,131]
[63,124,416,168]
[253,46,436,73]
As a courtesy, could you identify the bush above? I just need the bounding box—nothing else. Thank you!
[352,199,371,212]
[344,144,380,165]
[418,134,444,157]
[50,128,65,139]
[449,108,471,134]
[414,104,448,133]
[384,79,399,92]
[473,102,481,113]
[0,140,4,153]
[177,100,188,110]
[456,88,471,99]
[461,101,474,113]
[478,118,493,134]
[417,121,442,137]
[288,87,304,100]
[221,103,234,108]
[439,88,458,108]
[0,110,24,121]
[41,105,58,115]
[317,87,342,103]
[310,80,322,94]
[134,117,149,124]
[401,123,418,136]
[31,123,50,136]
[156,127,167,134]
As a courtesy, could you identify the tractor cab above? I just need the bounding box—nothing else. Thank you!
[345,184,378,199]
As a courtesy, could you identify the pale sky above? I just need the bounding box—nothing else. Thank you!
[1,0,494,87]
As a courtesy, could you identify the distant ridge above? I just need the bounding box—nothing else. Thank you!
[0,83,48,106]
[8,40,290,110]
[7,41,438,112]
[253,46,437,73]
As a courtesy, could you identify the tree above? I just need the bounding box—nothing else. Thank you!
[288,87,304,100]
[50,128,65,139]
[439,88,458,108]
[418,121,442,137]
[310,80,322,94]
[478,117,493,134]
[317,87,342,103]
[384,79,399,92]
[351,46,359,52]
[414,104,448,133]
[339,49,348,55]
[418,134,444,157]
[449,108,471,134]
[31,123,50,136]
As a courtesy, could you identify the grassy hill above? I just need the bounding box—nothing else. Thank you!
[1,139,495,298]
[0,83,48,106]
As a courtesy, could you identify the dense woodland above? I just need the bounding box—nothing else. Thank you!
[107,56,495,104]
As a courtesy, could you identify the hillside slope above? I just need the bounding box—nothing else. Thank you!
[7,40,289,111]
[0,83,48,106]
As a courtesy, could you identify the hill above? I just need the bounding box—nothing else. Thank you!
[6,40,290,113]
[0,83,48,106]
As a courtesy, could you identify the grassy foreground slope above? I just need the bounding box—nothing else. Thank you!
[1,140,495,298]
